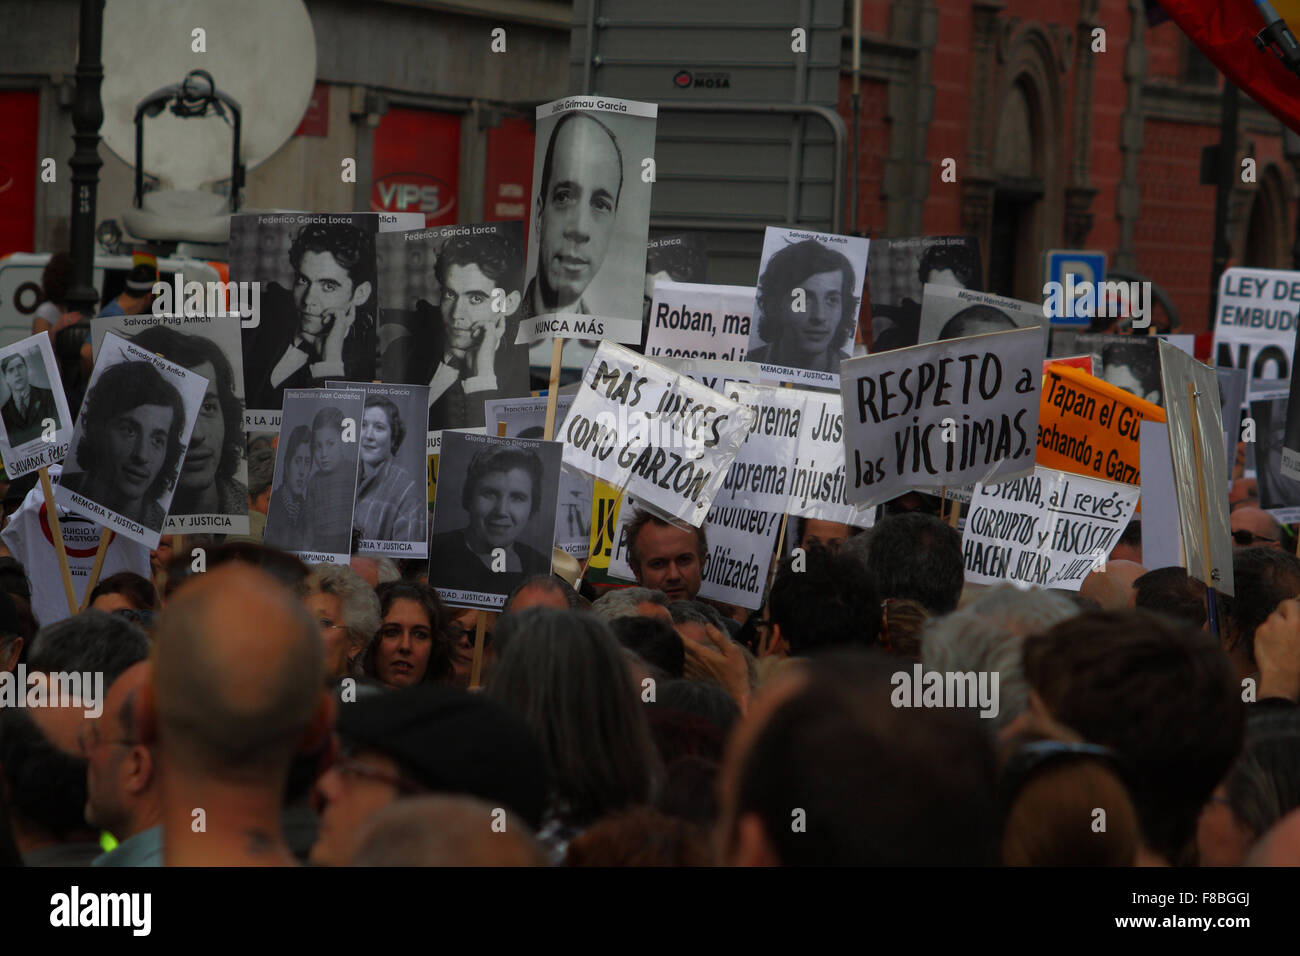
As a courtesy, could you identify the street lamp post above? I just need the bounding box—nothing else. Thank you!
[65,0,106,318]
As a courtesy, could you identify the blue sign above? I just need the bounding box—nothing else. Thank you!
[1044,249,1107,326]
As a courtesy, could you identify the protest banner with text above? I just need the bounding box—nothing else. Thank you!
[839,327,1046,509]
[962,466,1139,591]
[1214,267,1300,382]
[644,281,755,362]
[561,342,755,526]
[1036,364,1165,486]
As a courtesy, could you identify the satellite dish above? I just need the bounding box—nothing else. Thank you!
[100,0,316,192]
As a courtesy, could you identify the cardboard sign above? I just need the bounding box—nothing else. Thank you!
[560,342,754,526]
[586,478,623,571]
[54,333,209,550]
[516,96,659,346]
[644,281,755,362]
[917,285,1047,350]
[719,382,874,525]
[1140,421,1183,572]
[428,431,562,610]
[1036,364,1166,485]
[1158,341,1233,595]
[484,393,590,558]
[0,332,73,479]
[263,387,365,565]
[746,226,870,388]
[963,467,1139,591]
[1214,268,1300,383]
[94,313,251,535]
[840,327,1046,508]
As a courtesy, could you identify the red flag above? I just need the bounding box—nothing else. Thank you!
[1158,0,1300,132]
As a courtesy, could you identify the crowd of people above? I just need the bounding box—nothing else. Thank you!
[0,481,1299,867]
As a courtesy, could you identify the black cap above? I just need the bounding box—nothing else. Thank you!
[123,264,158,294]
[337,683,551,830]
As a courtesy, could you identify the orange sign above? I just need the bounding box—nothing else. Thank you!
[1036,365,1165,485]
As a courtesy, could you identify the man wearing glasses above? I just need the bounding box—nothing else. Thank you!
[1230,506,1285,550]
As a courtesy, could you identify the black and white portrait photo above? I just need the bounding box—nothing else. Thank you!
[427,431,562,609]
[746,226,869,387]
[0,332,72,479]
[94,315,250,534]
[230,214,379,424]
[517,96,659,346]
[1076,334,1163,407]
[868,236,982,352]
[916,285,1047,347]
[1252,396,1300,519]
[643,232,709,324]
[327,381,430,557]
[376,222,530,431]
[54,332,209,549]
[264,387,365,563]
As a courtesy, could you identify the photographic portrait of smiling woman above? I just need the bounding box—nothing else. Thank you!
[427,433,562,608]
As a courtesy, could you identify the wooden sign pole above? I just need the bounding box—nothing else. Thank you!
[469,609,488,690]
[1186,382,1220,639]
[37,468,77,617]
[542,338,564,442]
[80,528,115,612]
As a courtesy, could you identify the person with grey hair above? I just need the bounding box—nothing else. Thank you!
[920,584,1079,729]
[590,586,672,626]
[27,610,151,686]
[350,795,546,866]
[503,574,582,615]
[306,563,381,680]
[667,600,726,639]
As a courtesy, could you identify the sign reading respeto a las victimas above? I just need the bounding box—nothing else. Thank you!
[838,327,1046,509]
[963,466,1139,591]
[561,342,755,527]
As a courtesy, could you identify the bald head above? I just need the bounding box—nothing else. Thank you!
[1231,507,1283,549]
[349,795,546,866]
[152,565,325,777]
[1080,560,1147,610]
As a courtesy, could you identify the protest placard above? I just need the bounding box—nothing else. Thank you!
[1036,363,1165,486]
[586,479,623,571]
[1158,340,1233,595]
[0,332,72,480]
[644,281,755,362]
[1283,318,1300,481]
[516,96,658,346]
[717,382,874,525]
[746,226,869,388]
[560,342,754,526]
[660,358,763,394]
[1,464,151,627]
[1214,266,1300,381]
[962,466,1139,591]
[840,327,1046,508]
[326,381,430,559]
[1043,355,1092,376]
[867,235,983,352]
[428,431,563,610]
[54,333,209,551]
[643,232,708,318]
[263,387,365,565]
[229,212,379,431]
[1140,421,1183,571]
[607,490,781,610]
[917,285,1047,349]
[1072,333,1164,407]
[484,393,590,557]
[1250,386,1300,524]
[1217,366,1246,481]
[375,220,531,431]
[94,313,251,535]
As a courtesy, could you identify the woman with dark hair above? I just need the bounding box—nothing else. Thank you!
[353,395,424,544]
[264,424,312,551]
[362,581,454,688]
[429,444,550,595]
[304,405,355,554]
[748,238,859,374]
[488,608,661,859]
